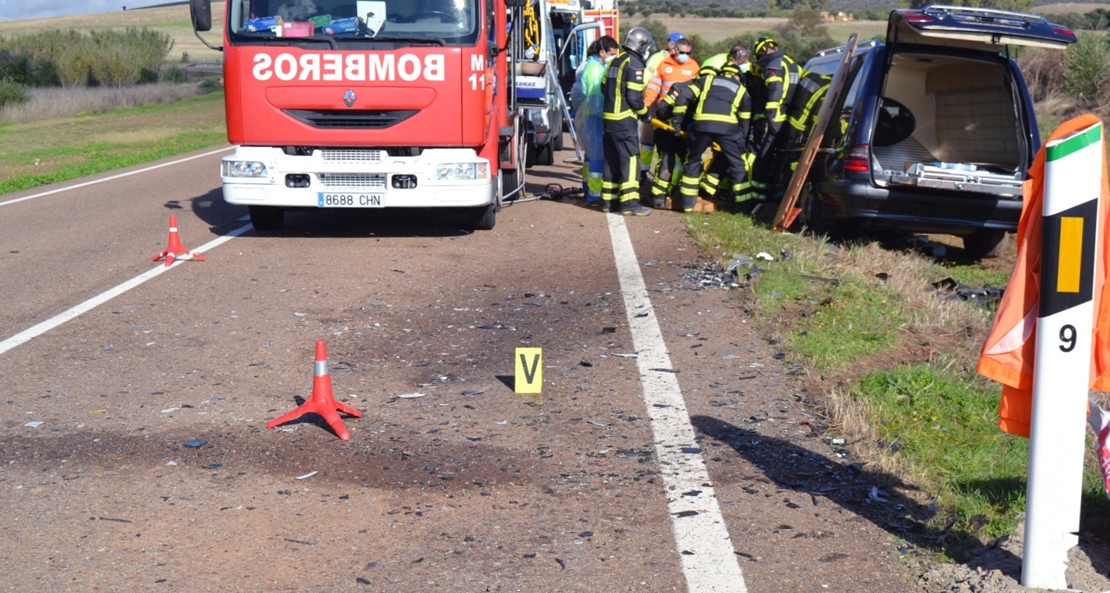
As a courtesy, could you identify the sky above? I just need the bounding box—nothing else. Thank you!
[0,0,175,22]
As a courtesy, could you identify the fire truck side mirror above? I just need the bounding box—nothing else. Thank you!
[191,0,212,32]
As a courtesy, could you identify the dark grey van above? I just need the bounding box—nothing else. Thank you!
[794,5,1076,257]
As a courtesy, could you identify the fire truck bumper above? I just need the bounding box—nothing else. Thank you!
[220,146,494,209]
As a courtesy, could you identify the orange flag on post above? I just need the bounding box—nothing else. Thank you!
[977,114,1110,437]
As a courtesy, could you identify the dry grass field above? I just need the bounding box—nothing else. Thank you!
[0,2,1095,59]
[0,2,227,64]
[631,14,888,44]
[1033,1,1109,13]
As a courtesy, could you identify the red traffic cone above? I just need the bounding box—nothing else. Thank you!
[153,214,206,267]
[266,340,362,440]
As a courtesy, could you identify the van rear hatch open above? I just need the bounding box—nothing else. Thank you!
[873,5,1076,197]
[887,5,1077,52]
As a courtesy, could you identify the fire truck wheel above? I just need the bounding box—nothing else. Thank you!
[249,206,284,231]
[528,141,553,167]
[467,203,497,231]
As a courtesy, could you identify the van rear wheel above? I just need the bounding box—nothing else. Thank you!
[962,230,1007,259]
[796,183,838,238]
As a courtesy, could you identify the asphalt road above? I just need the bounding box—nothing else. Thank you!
[0,146,917,592]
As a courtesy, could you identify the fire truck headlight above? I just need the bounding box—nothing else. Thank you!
[435,163,487,181]
[222,160,269,178]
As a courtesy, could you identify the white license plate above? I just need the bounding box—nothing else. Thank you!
[317,192,384,208]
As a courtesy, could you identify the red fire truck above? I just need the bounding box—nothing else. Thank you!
[189,0,534,231]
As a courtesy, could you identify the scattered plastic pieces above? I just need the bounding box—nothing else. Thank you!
[296,471,318,480]
[25,421,43,428]
[756,252,775,261]
[397,393,426,399]
[161,407,179,414]
[183,439,207,448]
[612,353,638,358]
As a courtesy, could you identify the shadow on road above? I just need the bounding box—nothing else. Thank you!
[180,188,497,239]
[689,414,1026,579]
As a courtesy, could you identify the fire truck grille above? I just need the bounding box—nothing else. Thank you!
[317,173,387,189]
[284,109,418,129]
[321,149,384,163]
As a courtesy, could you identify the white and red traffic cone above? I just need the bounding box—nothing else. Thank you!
[267,340,362,440]
[152,214,206,267]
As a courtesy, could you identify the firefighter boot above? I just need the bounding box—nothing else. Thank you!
[680,194,698,213]
[621,200,653,216]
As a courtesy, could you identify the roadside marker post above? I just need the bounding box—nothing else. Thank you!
[514,347,542,394]
[1023,122,1104,589]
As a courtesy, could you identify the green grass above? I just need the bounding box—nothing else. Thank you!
[683,209,1110,557]
[0,91,226,195]
[687,213,910,371]
[854,363,1030,539]
[790,278,906,370]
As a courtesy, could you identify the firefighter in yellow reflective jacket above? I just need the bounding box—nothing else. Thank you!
[697,45,761,207]
[602,27,656,215]
[676,46,752,212]
[654,62,719,207]
[750,36,802,203]
[780,70,832,182]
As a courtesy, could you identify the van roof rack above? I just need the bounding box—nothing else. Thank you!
[814,38,879,58]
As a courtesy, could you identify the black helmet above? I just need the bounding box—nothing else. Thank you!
[623,27,656,60]
[753,36,777,58]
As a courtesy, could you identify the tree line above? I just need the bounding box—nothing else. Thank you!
[0,28,177,106]
[622,0,1053,20]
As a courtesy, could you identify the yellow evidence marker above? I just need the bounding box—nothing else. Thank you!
[514,347,543,394]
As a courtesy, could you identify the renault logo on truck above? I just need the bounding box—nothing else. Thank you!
[343,89,356,107]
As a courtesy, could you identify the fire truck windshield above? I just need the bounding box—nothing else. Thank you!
[229,0,479,45]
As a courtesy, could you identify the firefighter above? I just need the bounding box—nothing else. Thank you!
[570,36,620,207]
[780,70,832,184]
[660,62,719,210]
[602,26,656,216]
[749,36,802,203]
[676,46,752,213]
[637,32,683,184]
[644,37,699,209]
[696,45,761,207]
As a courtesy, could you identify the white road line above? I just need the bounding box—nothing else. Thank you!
[0,146,234,208]
[0,223,253,356]
[607,213,748,593]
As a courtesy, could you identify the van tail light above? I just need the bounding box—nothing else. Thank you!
[1052,25,1076,40]
[843,145,871,173]
[902,11,936,24]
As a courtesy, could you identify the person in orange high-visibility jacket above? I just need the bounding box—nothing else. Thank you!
[977,113,1110,438]
[643,37,699,208]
